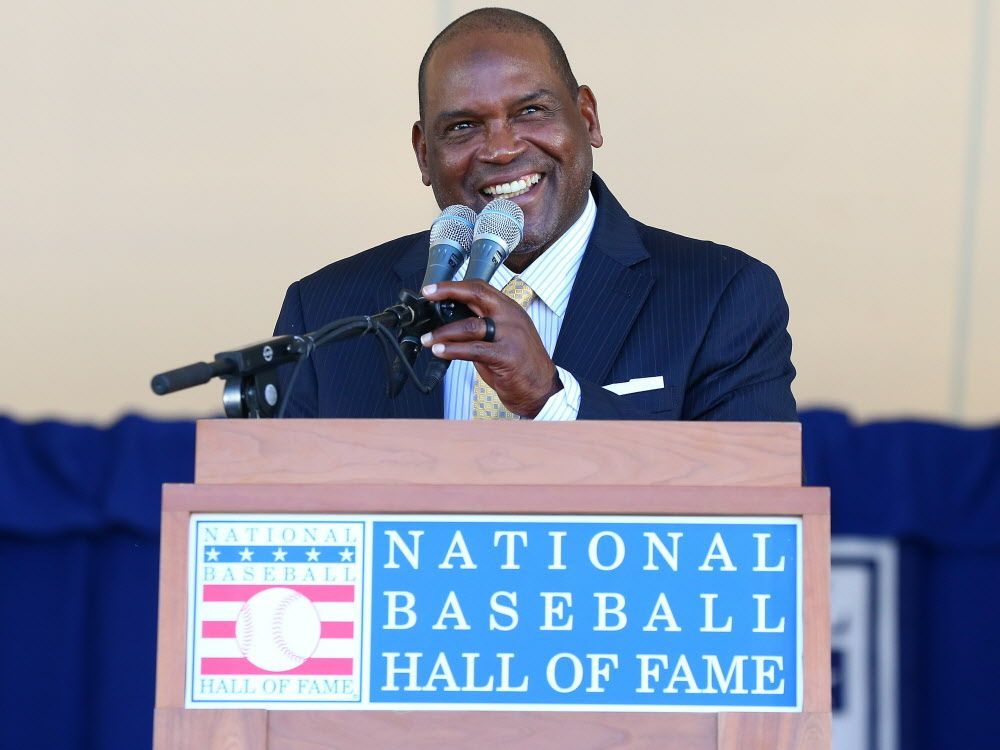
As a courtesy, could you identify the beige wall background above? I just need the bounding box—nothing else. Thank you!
[2,0,997,424]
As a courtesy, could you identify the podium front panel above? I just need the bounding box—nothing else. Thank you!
[156,482,829,749]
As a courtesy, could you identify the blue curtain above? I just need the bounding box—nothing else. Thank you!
[0,416,193,750]
[1,411,997,749]
[803,410,1000,749]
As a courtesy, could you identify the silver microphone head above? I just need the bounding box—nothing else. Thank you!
[441,203,478,227]
[473,197,524,252]
[430,205,476,253]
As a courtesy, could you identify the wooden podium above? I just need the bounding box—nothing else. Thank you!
[154,419,830,749]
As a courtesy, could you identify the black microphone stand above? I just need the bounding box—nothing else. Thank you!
[150,291,475,418]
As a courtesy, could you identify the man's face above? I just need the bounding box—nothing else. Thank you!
[413,31,603,257]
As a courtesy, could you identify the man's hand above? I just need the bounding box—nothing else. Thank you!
[420,280,562,418]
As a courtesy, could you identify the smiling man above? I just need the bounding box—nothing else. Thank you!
[274,8,797,422]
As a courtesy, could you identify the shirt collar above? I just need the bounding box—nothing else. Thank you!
[484,192,597,317]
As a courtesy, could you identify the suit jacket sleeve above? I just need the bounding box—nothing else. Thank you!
[681,259,796,420]
[576,259,797,421]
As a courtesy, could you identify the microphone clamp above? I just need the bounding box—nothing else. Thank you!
[388,288,476,338]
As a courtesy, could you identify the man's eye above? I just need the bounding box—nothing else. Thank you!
[447,121,474,132]
[520,105,542,115]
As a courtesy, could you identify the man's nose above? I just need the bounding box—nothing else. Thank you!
[478,121,526,163]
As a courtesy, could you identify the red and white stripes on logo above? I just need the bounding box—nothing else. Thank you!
[198,584,356,676]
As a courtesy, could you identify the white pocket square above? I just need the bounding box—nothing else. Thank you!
[603,376,665,396]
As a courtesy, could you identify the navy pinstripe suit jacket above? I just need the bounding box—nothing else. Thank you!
[274,175,797,421]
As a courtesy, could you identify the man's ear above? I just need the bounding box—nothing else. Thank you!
[412,121,432,186]
[576,85,604,148]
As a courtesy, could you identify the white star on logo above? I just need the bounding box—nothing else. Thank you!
[305,547,321,561]
[339,548,354,562]
[239,547,254,561]
[272,547,287,561]
[205,547,220,562]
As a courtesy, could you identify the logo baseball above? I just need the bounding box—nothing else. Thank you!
[236,588,321,671]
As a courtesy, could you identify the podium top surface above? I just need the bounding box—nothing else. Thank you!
[194,419,802,487]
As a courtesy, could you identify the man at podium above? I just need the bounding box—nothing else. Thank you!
[274,8,797,422]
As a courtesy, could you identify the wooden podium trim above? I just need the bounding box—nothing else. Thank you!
[149,709,832,750]
[194,419,802,487]
[802,513,832,713]
[718,711,831,749]
[153,708,267,750]
[155,509,189,708]
[267,709,718,749]
[164,481,828,515]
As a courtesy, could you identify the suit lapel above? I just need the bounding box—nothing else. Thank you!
[553,176,654,385]
[390,237,445,418]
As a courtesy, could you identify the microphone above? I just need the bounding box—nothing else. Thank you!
[422,197,525,392]
[421,205,477,287]
[465,198,524,282]
[387,205,476,397]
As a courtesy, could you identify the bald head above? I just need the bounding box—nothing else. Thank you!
[418,8,579,121]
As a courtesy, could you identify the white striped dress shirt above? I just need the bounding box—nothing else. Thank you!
[442,193,597,420]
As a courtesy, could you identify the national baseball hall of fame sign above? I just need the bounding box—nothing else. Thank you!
[186,514,802,712]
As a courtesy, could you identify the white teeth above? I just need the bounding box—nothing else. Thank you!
[483,173,541,196]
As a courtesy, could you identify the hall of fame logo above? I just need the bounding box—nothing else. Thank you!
[186,516,365,707]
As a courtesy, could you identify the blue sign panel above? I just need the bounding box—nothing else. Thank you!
[369,516,800,711]
[187,514,801,711]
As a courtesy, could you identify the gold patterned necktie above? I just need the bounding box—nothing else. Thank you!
[471,277,536,420]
